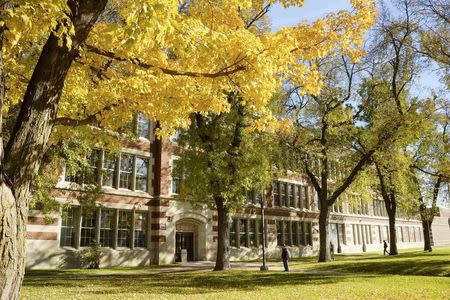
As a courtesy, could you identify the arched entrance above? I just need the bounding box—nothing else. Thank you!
[175,218,206,262]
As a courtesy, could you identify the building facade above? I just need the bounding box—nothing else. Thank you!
[25,121,450,268]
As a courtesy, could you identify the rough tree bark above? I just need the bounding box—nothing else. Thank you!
[386,199,398,256]
[0,1,107,299]
[421,218,433,252]
[375,162,399,255]
[317,199,331,262]
[417,175,442,252]
[214,198,231,271]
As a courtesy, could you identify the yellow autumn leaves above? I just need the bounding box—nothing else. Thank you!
[1,0,377,136]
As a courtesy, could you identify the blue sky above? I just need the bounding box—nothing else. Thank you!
[269,1,350,31]
[267,1,446,97]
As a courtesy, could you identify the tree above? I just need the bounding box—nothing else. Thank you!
[280,52,404,262]
[362,0,429,256]
[174,94,279,270]
[0,0,376,297]
[413,0,449,84]
[409,100,449,251]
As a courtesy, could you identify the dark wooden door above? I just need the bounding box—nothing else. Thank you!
[175,232,194,262]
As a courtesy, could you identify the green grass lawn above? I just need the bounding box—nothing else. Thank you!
[289,247,450,277]
[21,248,450,300]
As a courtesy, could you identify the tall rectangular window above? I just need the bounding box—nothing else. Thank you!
[60,208,75,247]
[102,153,116,188]
[119,154,133,189]
[299,221,305,245]
[117,210,132,247]
[134,212,147,248]
[136,113,150,139]
[295,185,301,208]
[100,209,114,248]
[135,157,149,192]
[367,225,372,244]
[287,221,293,245]
[249,219,257,247]
[273,181,280,207]
[280,182,286,207]
[230,219,237,247]
[292,222,299,246]
[276,221,284,245]
[239,219,247,247]
[171,160,181,194]
[84,150,100,185]
[399,226,404,242]
[338,224,346,245]
[80,210,96,247]
[302,186,309,209]
[353,224,358,245]
[305,222,312,245]
[288,184,295,207]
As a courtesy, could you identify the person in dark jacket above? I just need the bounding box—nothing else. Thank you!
[383,240,389,255]
[330,242,335,260]
[281,244,290,272]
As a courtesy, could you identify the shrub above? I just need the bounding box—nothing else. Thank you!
[79,242,102,269]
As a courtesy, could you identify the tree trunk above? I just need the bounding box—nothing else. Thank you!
[387,210,398,255]
[318,201,331,262]
[422,219,433,252]
[0,1,107,298]
[0,184,27,300]
[214,198,230,271]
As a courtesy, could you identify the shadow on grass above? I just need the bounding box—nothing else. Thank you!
[25,264,179,277]
[23,270,373,297]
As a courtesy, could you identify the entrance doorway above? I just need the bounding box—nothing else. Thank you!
[175,232,194,262]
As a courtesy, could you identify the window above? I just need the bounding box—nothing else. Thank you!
[134,212,147,248]
[276,221,283,245]
[230,218,237,247]
[60,206,149,249]
[258,220,268,248]
[85,150,100,185]
[100,209,114,247]
[288,184,295,207]
[302,186,309,209]
[80,210,96,247]
[119,155,133,189]
[65,150,100,185]
[299,221,305,245]
[305,222,312,245]
[117,210,132,247]
[249,219,257,247]
[292,222,299,246]
[247,189,261,205]
[287,221,293,245]
[136,113,150,139]
[280,182,286,206]
[102,152,116,187]
[239,219,247,247]
[60,208,75,247]
[135,157,149,192]
[366,225,372,244]
[338,224,346,245]
[273,182,280,207]
[171,159,181,194]
[294,186,301,208]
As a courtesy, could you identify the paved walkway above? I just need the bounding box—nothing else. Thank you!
[26,261,353,279]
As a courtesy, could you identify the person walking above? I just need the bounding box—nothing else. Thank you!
[330,242,335,260]
[281,243,290,272]
[383,240,389,255]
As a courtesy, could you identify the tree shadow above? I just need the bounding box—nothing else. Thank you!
[23,270,376,297]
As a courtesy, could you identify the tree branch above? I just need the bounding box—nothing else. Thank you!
[85,44,247,78]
